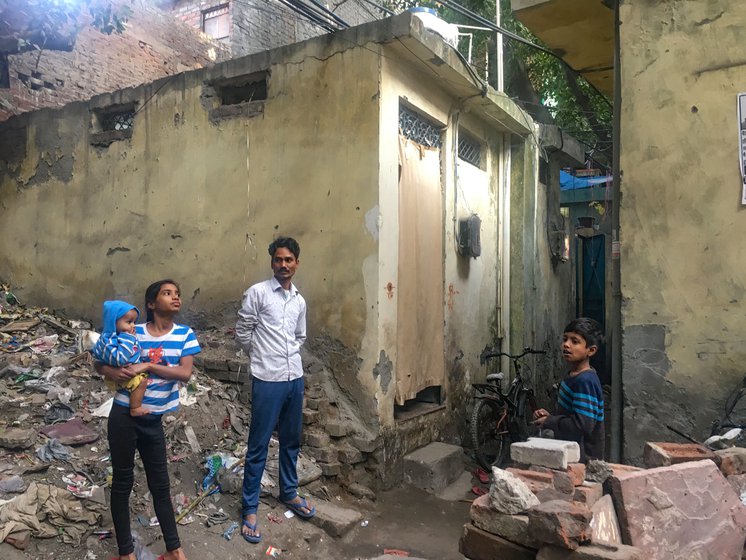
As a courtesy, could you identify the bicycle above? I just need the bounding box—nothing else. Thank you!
[470,346,546,469]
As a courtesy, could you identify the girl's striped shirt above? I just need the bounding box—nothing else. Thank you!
[113,323,201,414]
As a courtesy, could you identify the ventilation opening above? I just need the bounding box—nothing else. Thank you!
[90,103,137,146]
[394,385,444,422]
[458,130,482,168]
[218,73,267,105]
[399,103,443,148]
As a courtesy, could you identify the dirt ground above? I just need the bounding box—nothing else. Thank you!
[0,301,472,560]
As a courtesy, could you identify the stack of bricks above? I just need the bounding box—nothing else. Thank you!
[461,438,746,560]
[459,438,643,560]
[301,379,379,497]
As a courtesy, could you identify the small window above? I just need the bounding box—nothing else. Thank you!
[220,76,267,106]
[205,71,268,123]
[90,103,136,146]
[458,130,482,167]
[203,5,230,41]
[399,104,443,148]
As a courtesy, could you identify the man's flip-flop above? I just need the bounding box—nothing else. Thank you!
[282,496,316,519]
[242,519,262,544]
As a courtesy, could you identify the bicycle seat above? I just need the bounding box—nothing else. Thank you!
[486,372,505,382]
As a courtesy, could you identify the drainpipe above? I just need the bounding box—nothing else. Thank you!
[498,132,511,370]
[610,0,623,462]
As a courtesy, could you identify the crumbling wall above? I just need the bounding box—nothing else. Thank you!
[0,0,227,122]
[619,0,746,462]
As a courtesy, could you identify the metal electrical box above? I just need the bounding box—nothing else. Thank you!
[458,214,481,258]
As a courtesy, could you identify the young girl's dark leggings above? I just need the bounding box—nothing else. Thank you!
[108,404,181,555]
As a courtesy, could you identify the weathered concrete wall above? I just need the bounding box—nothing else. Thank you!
[508,135,574,410]
[619,0,746,462]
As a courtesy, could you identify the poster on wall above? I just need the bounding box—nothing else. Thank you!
[738,93,746,205]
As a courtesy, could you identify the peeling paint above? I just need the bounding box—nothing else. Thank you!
[364,205,380,240]
[373,350,393,394]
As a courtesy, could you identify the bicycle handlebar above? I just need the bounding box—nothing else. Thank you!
[479,346,546,365]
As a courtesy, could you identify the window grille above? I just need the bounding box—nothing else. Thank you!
[102,110,134,131]
[458,133,481,167]
[399,105,442,148]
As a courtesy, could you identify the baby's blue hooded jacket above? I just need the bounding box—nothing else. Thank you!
[91,300,141,367]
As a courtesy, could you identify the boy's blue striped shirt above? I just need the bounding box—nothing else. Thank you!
[113,323,200,414]
[557,370,605,422]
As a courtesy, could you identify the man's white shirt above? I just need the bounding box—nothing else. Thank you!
[236,277,306,381]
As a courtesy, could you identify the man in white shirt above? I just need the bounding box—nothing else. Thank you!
[235,237,314,545]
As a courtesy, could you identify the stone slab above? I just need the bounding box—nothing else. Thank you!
[437,470,473,502]
[715,447,746,476]
[459,523,536,560]
[642,441,717,468]
[470,493,541,549]
[589,495,621,545]
[609,459,746,559]
[511,438,580,470]
[0,428,36,449]
[537,543,643,560]
[573,482,603,507]
[309,499,363,538]
[403,442,464,494]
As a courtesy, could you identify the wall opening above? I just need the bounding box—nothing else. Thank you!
[205,71,268,123]
[90,103,137,145]
[202,4,230,42]
[458,129,482,168]
[219,74,267,106]
[394,385,443,422]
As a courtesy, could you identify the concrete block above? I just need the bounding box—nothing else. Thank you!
[716,447,746,476]
[308,499,362,537]
[609,459,746,559]
[537,543,643,560]
[459,523,537,560]
[528,499,592,550]
[573,482,603,507]
[590,495,621,545]
[470,493,541,549]
[511,438,581,470]
[490,467,541,514]
[403,442,464,494]
[643,442,717,468]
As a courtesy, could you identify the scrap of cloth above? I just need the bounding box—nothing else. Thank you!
[0,481,103,544]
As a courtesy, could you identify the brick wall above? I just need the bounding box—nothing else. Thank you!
[168,0,382,58]
[0,0,229,121]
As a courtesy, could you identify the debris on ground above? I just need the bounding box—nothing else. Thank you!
[460,437,746,560]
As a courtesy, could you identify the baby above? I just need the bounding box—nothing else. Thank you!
[92,300,149,416]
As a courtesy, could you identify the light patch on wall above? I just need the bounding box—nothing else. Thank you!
[365,205,380,241]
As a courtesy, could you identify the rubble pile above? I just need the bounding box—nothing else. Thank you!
[195,335,383,500]
[459,437,746,560]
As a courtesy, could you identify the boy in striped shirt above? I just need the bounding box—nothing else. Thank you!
[533,317,605,461]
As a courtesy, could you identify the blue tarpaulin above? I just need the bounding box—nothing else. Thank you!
[560,170,612,191]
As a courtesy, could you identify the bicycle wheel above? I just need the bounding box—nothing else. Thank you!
[511,390,536,443]
[470,398,509,470]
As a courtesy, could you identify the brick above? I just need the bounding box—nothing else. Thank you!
[537,543,643,560]
[325,420,349,438]
[586,461,642,484]
[643,442,718,468]
[337,443,364,464]
[609,460,746,559]
[589,495,621,545]
[506,467,555,494]
[459,523,536,560]
[573,482,603,507]
[351,432,380,453]
[306,446,338,463]
[511,438,581,470]
[319,461,342,477]
[302,409,319,425]
[532,463,586,486]
[303,429,330,448]
[528,499,592,550]
[403,442,464,494]
[715,447,746,476]
[470,493,541,549]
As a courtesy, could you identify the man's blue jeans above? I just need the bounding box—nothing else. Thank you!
[242,375,304,516]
